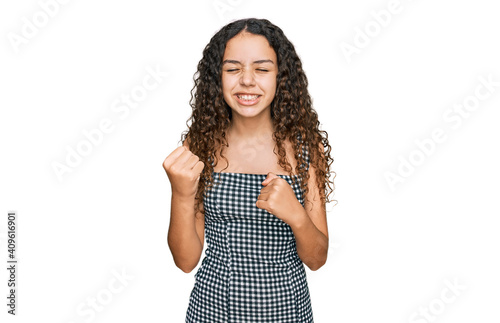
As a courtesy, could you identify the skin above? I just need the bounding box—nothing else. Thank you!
[164,142,205,273]
[164,31,328,272]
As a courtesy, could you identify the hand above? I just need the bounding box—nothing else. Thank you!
[256,172,306,226]
[162,142,205,198]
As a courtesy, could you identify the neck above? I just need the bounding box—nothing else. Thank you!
[228,111,275,141]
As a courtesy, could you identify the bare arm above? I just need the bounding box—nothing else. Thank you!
[167,194,205,273]
[290,182,328,270]
[164,139,205,273]
[256,142,330,271]
[290,143,329,271]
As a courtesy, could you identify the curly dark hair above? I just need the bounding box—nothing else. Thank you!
[180,18,336,217]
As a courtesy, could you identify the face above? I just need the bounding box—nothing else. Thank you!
[221,31,278,119]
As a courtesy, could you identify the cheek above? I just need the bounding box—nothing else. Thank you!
[221,76,233,100]
[264,78,277,97]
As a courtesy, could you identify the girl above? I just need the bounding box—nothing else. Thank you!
[163,18,335,323]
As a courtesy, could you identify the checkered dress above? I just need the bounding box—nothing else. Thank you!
[185,144,314,323]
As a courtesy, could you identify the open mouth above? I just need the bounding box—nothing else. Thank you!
[236,94,261,101]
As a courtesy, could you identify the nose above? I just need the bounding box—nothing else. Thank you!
[239,68,255,86]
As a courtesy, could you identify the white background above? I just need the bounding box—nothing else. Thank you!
[1,0,499,322]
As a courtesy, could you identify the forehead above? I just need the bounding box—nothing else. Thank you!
[223,32,277,62]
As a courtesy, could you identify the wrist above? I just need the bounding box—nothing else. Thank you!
[290,205,310,230]
[171,190,196,202]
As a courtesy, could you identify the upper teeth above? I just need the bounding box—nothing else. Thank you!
[238,94,259,100]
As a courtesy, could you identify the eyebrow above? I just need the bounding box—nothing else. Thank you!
[222,59,275,65]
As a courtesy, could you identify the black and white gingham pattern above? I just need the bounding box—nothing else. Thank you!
[186,140,313,323]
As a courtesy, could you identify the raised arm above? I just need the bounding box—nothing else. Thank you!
[163,139,205,273]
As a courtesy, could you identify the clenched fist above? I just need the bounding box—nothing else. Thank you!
[256,172,305,227]
[163,141,205,198]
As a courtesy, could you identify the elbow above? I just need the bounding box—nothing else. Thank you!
[172,256,198,273]
[306,253,328,271]
[308,260,326,271]
[171,257,199,274]
[168,239,199,274]
[178,263,196,274]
